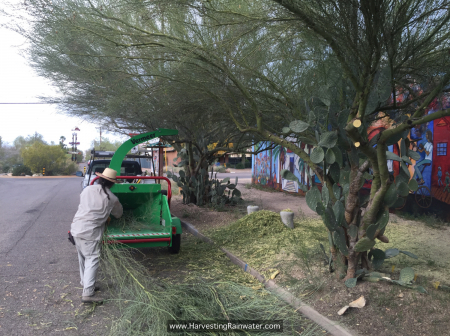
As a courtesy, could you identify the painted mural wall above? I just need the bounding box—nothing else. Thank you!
[252,96,450,205]
[252,140,316,195]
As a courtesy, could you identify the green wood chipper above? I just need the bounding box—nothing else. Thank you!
[90,129,182,253]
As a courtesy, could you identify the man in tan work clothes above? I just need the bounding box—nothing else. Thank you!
[70,168,123,303]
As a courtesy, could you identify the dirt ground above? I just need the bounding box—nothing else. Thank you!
[170,183,318,232]
[169,184,450,336]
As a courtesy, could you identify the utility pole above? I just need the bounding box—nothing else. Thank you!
[69,126,81,162]
[96,127,102,150]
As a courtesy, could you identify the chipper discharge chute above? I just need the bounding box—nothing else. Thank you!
[91,129,182,253]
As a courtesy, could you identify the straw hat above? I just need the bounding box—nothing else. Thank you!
[95,168,120,183]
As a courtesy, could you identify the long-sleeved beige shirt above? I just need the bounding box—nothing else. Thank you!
[71,185,123,241]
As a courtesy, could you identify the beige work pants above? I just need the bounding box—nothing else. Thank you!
[74,237,100,297]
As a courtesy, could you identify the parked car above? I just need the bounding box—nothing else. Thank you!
[82,159,143,189]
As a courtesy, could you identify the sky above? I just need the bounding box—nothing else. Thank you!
[0,1,126,151]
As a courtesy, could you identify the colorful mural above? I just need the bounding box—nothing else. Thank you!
[252,142,272,186]
[252,140,314,194]
[252,94,450,206]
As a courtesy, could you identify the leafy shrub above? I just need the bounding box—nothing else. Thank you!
[21,142,69,175]
[235,162,245,169]
[245,160,252,168]
[216,166,227,173]
[12,165,32,176]
[58,161,78,175]
[0,164,11,173]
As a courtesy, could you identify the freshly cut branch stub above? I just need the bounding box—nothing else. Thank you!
[353,119,362,128]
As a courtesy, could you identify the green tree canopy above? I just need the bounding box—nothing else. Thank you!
[22,142,76,175]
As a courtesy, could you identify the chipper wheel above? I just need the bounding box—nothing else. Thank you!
[169,234,181,254]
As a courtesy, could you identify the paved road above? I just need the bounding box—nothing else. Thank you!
[0,177,114,335]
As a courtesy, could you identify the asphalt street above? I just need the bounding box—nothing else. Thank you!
[0,176,114,335]
[211,171,252,185]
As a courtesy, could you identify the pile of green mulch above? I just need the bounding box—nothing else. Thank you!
[207,210,328,272]
[100,236,322,336]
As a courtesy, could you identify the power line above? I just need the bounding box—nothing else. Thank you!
[0,102,55,104]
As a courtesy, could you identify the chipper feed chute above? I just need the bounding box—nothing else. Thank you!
[91,129,182,253]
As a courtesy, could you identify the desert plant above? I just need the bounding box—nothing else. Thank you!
[12,164,32,176]
[21,142,68,175]
[167,168,241,207]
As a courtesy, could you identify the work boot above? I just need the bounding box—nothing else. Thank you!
[82,294,105,304]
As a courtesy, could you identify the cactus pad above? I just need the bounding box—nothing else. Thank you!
[385,248,399,258]
[383,183,398,207]
[281,169,299,183]
[397,182,410,197]
[399,250,418,259]
[401,162,410,177]
[402,156,412,165]
[329,163,340,184]
[340,170,350,184]
[323,206,338,231]
[331,147,343,167]
[289,120,309,133]
[318,131,338,148]
[348,225,358,239]
[354,237,376,252]
[399,267,415,284]
[306,186,321,212]
[408,149,421,161]
[385,151,402,161]
[364,277,381,282]
[408,179,419,192]
[372,258,384,270]
[232,189,241,197]
[322,185,330,207]
[333,227,348,256]
[365,224,379,240]
[325,148,336,164]
[333,183,341,200]
[316,202,325,216]
[345,278,357,288]
[310,146,325,164]
[332,200,345,226]
[376,208,389,230]
[369,248,385,260]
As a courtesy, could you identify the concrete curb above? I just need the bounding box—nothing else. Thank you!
[181,220,357,336]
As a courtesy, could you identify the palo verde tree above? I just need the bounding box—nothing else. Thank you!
[7,0,272,205]
[10,0,450,281]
